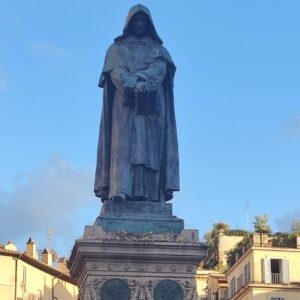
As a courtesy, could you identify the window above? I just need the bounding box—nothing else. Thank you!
[236,274,244,291]
[230,277,236,296]
[207,287,211,300]
[21,266,27,286]
[271,259,281,284]
[218,288,228,300]
[244,262,250,284]
[261,259,290,284]
[222,289,228,300]
[36,290,42,300]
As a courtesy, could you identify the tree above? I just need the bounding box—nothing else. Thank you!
[204,222,230,247]
[253,214,271,234]
[213,222,230,232]
[203,222,230,270]
[291,220,300,235]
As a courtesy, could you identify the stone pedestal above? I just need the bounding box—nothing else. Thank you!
[69,201,207,300]
[95,200,184,234]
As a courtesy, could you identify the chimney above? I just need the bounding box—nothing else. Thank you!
[42,248,52,266]
[58,257,69,274]
[4,240,17,252]
[26,237,37,259]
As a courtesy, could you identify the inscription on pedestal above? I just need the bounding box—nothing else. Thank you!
[100,278,130,300]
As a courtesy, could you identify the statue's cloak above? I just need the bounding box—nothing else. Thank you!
[94,4,179,201]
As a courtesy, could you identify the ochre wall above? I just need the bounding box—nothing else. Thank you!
[0,254,78,300]
[218,234,244,266]
[253,288,300,300]
[252,247,300,283]
[226,250,254,286]
[226,247,300,300]
[0,256,15,300]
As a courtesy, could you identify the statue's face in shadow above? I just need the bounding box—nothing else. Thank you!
[129,12,149,38]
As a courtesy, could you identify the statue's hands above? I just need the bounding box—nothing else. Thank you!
[135,81,151,93]
[124,85,134,95]
[123,85,135,106]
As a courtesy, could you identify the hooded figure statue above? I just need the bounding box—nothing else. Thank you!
[94,4,179,203]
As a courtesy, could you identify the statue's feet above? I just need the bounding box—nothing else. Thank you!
[112,192,126,202]
[165,190,173,201]
[95,188,109,203]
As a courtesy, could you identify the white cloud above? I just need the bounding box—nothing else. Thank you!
[0,155,96,257]
[0,66,8,92]
[31,42,74,58]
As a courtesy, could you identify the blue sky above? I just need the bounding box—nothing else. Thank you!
[1,0,300,258]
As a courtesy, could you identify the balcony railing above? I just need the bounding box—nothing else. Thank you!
[271,272,280,284]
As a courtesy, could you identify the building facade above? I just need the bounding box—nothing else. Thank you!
[225,233,300,300]
[0,240,78,300]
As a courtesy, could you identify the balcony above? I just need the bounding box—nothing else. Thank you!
[271,273,280,284]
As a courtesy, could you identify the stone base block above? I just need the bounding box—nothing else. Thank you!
[94,200,184,234]
[69,226,207,300]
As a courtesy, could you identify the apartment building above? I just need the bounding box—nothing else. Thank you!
[0,239,78,300]
[225,233,300,300]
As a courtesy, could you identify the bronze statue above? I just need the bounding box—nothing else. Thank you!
[94,4,179,203]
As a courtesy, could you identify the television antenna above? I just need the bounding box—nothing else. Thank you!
[245,202,250,233]
[47,228,54,250]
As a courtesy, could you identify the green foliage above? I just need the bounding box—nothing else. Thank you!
[218,263,227,273]
[204,232,214,248]
[205,222,249,248]
[204,222,230,270]
[226,229,249,236]
[226,248,236,268]
[271,233,297,248]
[205,257,218,269]
[236,235,251,247]
[226,235,251,269]
[213,222,230,231]
[253,214,271,233]
[204,222,230,247]
[204,222,250,271]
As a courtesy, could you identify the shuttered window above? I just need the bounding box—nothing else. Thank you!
[230,277,236,296]
[244,262,250,284]
[281,259,290,284]
[261,258,290,284]
[261,258,271,283]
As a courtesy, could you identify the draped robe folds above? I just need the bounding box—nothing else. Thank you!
[94,8,179,202]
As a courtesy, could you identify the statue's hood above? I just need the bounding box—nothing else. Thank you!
[115,4,163,44]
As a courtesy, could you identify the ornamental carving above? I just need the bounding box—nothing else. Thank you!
[98,231,188,243]
[183,280,197,300]
[186,265,193,273]
[79,278,198,300]
[155,265,161,272]
[170,265,177,272]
